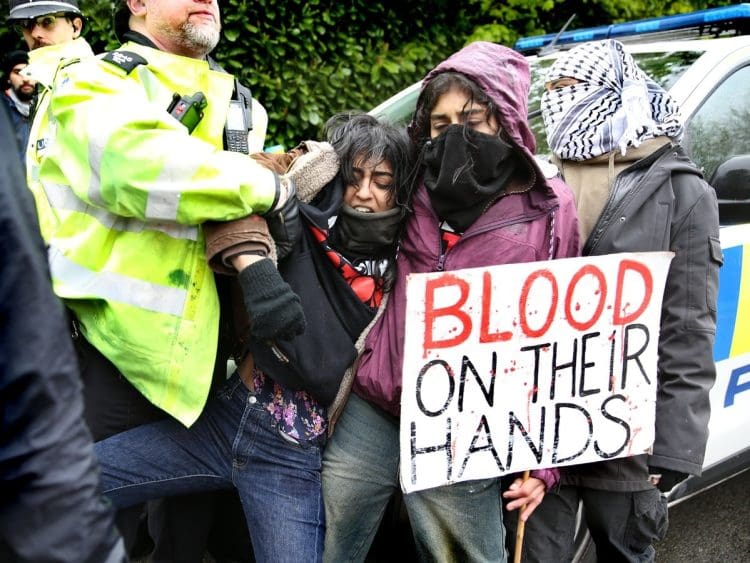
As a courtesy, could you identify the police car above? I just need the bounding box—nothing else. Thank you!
[368,3,750,560]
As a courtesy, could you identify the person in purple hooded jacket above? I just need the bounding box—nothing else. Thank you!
[321,42,581,562]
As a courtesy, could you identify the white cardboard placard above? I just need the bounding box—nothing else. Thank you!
[399,252,673,493]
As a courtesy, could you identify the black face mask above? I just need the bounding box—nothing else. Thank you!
[423,124,520,232]
[334,204,404,257]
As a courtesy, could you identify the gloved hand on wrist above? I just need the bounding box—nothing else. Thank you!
[238,258,305,341]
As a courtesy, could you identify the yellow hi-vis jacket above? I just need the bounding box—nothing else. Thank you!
[25,37,96,243]
[38,41,279,426]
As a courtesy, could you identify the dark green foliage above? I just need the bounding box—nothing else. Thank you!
[0,0,734,147]
[214,0,476,148]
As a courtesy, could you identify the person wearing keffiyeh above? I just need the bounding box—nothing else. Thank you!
[541,39,683,162]
[506,39,722,563]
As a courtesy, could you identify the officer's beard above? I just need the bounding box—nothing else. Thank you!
[181,21,220,57]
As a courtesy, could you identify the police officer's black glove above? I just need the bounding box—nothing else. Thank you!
[238,258,306,341]
[263,177,301,260]
[649,466,688,493]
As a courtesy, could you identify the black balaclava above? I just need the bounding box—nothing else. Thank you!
[423,124,520,231]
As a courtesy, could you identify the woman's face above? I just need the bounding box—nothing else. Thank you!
[429,87,499,139]
[344,157,396,214]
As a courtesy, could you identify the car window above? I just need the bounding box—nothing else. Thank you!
[375,91,420,129]
[683,64,750,181]
[632,50,701,90]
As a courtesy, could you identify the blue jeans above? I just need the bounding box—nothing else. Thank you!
[95,373,324,563]
[322,392,507,562]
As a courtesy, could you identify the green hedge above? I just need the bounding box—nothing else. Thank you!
[212,0,481,148]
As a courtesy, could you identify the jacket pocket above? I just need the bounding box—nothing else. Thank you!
[625,488,669,553]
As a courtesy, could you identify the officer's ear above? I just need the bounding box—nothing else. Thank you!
[71,17,82,37]
[127,0,147,17]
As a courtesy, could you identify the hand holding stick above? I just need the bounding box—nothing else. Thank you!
[513,470,530,563]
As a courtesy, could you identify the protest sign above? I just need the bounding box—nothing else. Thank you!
[399,252,673,494]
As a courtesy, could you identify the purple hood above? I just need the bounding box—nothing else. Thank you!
[410,41,537,158]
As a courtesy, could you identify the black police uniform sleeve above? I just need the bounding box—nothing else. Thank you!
[0,104,125,563]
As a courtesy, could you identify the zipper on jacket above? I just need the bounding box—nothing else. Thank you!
[436,219,447,271]
[435,206,556,271]
[268,342,290,364]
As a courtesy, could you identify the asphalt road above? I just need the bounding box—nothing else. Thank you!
[656,468,750,562]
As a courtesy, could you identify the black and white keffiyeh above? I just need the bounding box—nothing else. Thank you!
[541,39,683,161]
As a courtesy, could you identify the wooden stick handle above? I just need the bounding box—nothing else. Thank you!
[513,470,531,563]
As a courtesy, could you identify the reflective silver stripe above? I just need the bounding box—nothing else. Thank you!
[131,218,198,241]
[44,181,86,212]
[86,118,203,223]
[43,181,198,240]
[49,247,188,317]
[137,65,160,99]
[87,131,107,208]
[145,154,203,221]
[145,181,183,221]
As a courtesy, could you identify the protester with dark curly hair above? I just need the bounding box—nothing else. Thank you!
[1,50,35,161]
[94,113,412,563]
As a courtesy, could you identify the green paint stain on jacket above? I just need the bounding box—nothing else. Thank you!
[168,269,190,288]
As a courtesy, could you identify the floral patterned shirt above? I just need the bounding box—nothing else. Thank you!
[252,367,327,445]
[250,222,387,447]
